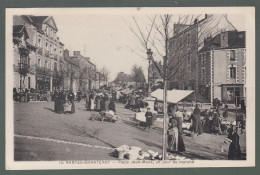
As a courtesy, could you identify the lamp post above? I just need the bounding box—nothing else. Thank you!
[147,48,153,96]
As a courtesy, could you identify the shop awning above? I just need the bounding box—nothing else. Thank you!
[151,89,194,104]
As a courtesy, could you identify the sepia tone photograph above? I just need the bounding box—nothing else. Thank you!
[5,7,255,169]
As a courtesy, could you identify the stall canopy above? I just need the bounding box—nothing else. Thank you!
[151,89,194,104]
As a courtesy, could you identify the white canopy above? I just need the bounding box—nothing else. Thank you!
[151,89,194,104]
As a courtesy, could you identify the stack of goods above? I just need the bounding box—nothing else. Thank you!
[115,145,163,160]
[166,153,191,160]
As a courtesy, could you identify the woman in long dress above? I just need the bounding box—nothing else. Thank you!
[168,118,186,152]
[227,126,242,160]
[191,105,203,136]
[57,91,65,114]
[105,98,110,111]
[211,113,221,135]
[91,96,95,110]
[53,90,59,112]
[68,91,75,114]
[96,96,101,111]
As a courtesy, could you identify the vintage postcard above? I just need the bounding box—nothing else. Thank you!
[5,7,255,170]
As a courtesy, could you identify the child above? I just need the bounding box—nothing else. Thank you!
[168,118,179,152]
[64,100,71,114]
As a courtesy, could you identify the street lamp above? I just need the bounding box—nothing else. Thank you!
[147,48,153,96]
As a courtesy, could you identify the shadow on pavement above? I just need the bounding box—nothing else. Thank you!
[134,138,162,149]
[44,107,55,113]
[122,120,145,131]
[61,122,116,149]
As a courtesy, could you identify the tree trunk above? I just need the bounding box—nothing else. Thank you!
[162,78,167,160]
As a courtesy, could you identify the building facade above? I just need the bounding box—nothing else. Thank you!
[70,51,96,91]
[168,14,236,92]
[13,25,37,91]
[198,31,246,104]
[13,15,65,92]
[63,49,97,93]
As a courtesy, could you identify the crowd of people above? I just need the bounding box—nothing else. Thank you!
[13,85,245,160]
[85,90,116,113]
[163,103,244,159]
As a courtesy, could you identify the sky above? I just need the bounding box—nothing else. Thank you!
[53,13,246,82]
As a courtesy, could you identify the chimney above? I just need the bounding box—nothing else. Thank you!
[85,57,90,62]
[73,51,80,56]
[194,18,198,24]
[64,49,70,59]
[220,32,228,48]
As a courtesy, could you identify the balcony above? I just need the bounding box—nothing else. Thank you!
[36,66,52,76]
[44,50,50,58]
[37,47,43,55]
[18,63,29,75]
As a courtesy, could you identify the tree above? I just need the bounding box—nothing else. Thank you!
[131,64,146,87]
[100,66,111,85]
[129,14,234,159]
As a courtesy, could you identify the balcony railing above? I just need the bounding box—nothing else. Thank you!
[18,63,29,75]
[36,66,52,76]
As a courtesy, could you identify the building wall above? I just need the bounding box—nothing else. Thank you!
[13,15,65,92]
[168,14,236,92]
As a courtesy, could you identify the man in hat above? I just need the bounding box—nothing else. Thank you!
[144,107,153,131]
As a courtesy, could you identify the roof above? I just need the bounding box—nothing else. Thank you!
[151,89,194,103]
[114,72,133,82]
[26,16,58,31]
[199,31,245,53]
[29,16,49,23]
[13,25,29,39]
[64,58,80,67]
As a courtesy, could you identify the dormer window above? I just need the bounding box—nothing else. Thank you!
[45,26,48,35]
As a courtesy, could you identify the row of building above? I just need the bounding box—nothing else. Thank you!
[151,14,246,105]
[13,15,105,94]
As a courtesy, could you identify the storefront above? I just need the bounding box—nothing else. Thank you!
[36,75,50,91]
[52,78,60,91]
[221,84,244,105]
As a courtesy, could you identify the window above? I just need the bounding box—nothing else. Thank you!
[227,87,240,103]
[45,60,48,68]
[187,33,190,45]
[45,26,48,35]
[230,67,236,79]
[54,62,57,71]
[37,59,41,66]
[46,42,48,51]
[38,38,41,47]
[201,67,206,83]
[230,50,236,61]
[28,77,31,89]
[50,44,53,54]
